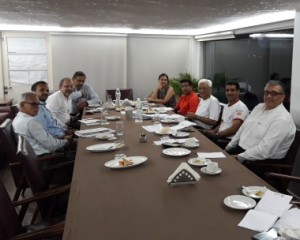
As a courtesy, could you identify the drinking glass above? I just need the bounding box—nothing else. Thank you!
[116,121,124,136]
[114,139,125,160]
[100,110,109,125]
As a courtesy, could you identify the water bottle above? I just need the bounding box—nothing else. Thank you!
[115,88,121,106]
[136,97,141,109]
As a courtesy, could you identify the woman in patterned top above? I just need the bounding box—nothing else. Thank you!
[147,73,176,108]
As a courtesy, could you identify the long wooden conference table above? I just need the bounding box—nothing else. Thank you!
[63,109,272,240]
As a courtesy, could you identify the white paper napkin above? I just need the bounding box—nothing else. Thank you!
[167,162,200,184]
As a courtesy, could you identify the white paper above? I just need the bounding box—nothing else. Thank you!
[154,137,199,146]
[255,190,293,217]
[197,152,226,159]
[79,118,101,125]
[238,209,278,232]
[274,208,300,229]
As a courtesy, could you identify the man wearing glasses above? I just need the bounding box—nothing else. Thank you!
[13,92,72,156]
[174,79,199,116]
[226,80,296,163]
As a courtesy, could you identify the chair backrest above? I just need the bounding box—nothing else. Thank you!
[106,88,133,100]
[16,135,48,194]
[285,129,300,165]
[287,146,300,199]
[0,180,23,239]
[0,119,23,188]
[212,104,224,129]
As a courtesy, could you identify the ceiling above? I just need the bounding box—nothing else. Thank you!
[0,0,299,34]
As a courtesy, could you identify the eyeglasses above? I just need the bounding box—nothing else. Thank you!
[23,102,40,108]
[263,91,284,97]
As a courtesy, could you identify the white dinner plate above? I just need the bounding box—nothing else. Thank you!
[188,158,211,166]
[105,116,121,121]
[182,142,199,148]
[171,132,190,138]
[223,195,256,210]
[162,147,191,157]
[242,186,267,199]
[200,167,222,175]
[86,143,124,152]
[160,119,177,124]
[104,156,148,169]
[95,133,115,140]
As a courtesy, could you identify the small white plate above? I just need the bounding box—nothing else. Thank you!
[105,116,121,121]
[242,186,267,199]
[182,142,199,148]
[160,119,177,124]
[223,195,256,210]
[95,133,115,140]
[104,156,148,169]
[200,167,222,175]
[171,132,190,138]
[162,147,191,157]
[154,128,171,135]
[86,143,124,152]
[188,158,211,166]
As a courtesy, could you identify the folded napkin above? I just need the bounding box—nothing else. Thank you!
[75,127,113,137]
[167,162,201,186]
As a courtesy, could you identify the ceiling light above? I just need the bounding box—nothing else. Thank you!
[195,31,235,41]
[249,33,294,39]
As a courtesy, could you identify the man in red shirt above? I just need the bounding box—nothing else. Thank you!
[174,79,199,116]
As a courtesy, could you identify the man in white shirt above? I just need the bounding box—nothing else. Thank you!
[13,92,72,156]
[47,78,80,129]
[71,71,102,115]
[186,79,220,129]
[204,81,249,146]
[226,80,296,162]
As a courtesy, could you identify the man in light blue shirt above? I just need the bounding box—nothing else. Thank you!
[71,71,102,115]
[31,81,72,138]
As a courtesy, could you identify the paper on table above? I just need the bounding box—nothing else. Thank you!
[197,152,226,159]
[238,190,293,232]
[255,190,292,217]
[238,209,278,232]
[79,118,100,125]
[154,137,199,146]
[274,208,300,229]
[170,120,196,130]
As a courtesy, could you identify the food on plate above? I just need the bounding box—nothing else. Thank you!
[115,107,125,111]
[193,158,206,164]
[160,127,170,134]
[144,108,156,114]
[119,158,134,166]
[255,190,265,197]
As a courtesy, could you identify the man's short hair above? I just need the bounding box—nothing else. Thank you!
[31,81,48,91]
[20,92,37,103]
[180,79,192,86]
[225,81,240,90]
[72,71,86,79]
[198,79,212,88]
[59,77,71,88]
[265,80,285,94]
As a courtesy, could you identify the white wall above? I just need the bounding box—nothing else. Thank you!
[291,11,300,128]
[127,36,197,99]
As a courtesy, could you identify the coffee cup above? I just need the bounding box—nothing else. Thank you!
[206,162,219,173]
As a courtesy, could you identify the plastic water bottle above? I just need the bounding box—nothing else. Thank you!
[115,88,121,106]
[136,97,141,109]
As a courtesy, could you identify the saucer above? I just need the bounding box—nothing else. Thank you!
[200,167,222,175]
[182,142,199,148]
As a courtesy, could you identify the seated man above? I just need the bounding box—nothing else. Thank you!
[31,81,73,138]
[47,78,80,129]
[71,71,102,115]
[186,79,220,129]
[13,92,72,156]
[226,80,296,162]
[174,79,199,116]
[203,81,249,147]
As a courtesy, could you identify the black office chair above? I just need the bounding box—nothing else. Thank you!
[0,179,65,239]
[106,88,133,100]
